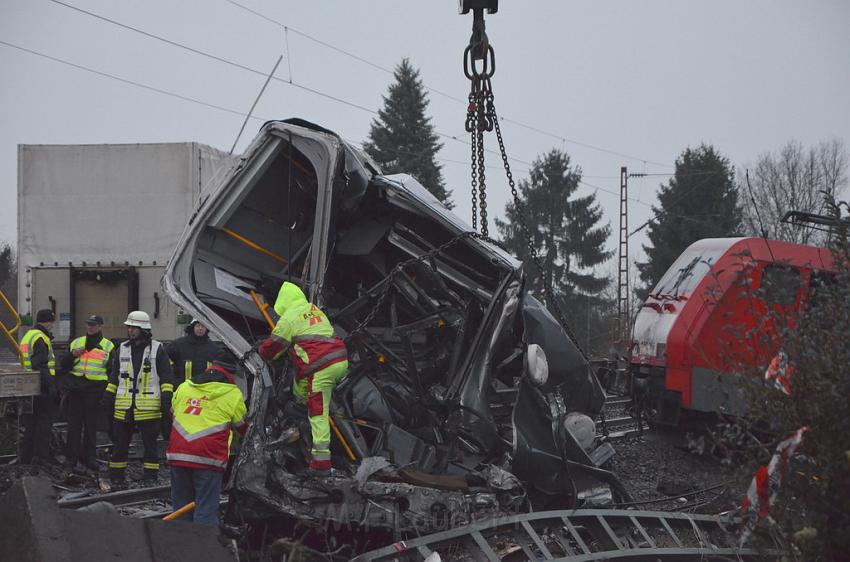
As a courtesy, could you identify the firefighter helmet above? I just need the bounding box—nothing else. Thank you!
[124,310,152,329]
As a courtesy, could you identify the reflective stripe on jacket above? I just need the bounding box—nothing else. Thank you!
[166,376,247,472]
[69,336,114,381]
[183,360,212,382]
[270,282,348,380]
[166,334,219,384]
[20,329,55,376]
[109,340,173,421]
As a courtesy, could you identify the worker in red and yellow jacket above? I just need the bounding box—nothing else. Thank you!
[166,353,247,526]
[258,282,348,476]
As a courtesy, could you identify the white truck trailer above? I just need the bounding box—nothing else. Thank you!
[17,142,235,344]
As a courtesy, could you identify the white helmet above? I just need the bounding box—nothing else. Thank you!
[124,310,151,329]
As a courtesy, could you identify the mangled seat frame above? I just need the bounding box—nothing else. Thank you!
[164,119,623,534]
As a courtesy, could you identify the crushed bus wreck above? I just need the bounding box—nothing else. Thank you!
[163,119,625,535]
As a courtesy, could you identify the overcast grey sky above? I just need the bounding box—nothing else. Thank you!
[2,0,848,271]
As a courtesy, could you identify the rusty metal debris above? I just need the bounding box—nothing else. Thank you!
[162,119,629,537]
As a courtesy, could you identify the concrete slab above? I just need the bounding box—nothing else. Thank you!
[0,477,234,562]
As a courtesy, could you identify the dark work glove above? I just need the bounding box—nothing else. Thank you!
[160,392,172,415]
[99,392,115,410]
[161,414,173,440]
[40,372,53,398]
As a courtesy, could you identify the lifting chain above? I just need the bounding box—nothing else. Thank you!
[464,8,495,239]
[469,116,478,231]
[462,9,587,358]
[491,97,587,358]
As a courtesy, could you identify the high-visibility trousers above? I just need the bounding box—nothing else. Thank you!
[292,360,348,469]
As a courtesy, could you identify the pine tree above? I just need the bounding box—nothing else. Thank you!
[364,58,452,208]
[0,243,14,289]
[495,149,613,304]
[637,144,742,292]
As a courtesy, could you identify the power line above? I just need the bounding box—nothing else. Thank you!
[43,0,540,169]
[46,0,379,116]
[628,171,726,237]
[45,0,679,175]
[580,179,653,208]
[220,0,673,168]
[0,39,261,121]
[0,38,518,178]
[341,137,523,174]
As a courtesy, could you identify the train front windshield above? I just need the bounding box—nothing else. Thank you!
[651,244,727,297]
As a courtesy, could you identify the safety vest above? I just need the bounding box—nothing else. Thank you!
[166,373,247,472]
[271,306,347,380]
[69,336,115,381]
[20,329,55,376]
[110,340,172,421]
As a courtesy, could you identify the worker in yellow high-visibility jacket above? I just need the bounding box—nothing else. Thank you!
[166,353,247,526]
[258,282,348,476]
[102,311,174,486]
[61,314,115,473]
[18,309,57,465]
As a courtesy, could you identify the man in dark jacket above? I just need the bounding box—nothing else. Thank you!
[102,311,174,486]
[18,309,58,465]
[61,314,114,473]
[166,319,219,386]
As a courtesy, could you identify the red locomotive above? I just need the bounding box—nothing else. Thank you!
[629,236,835,425]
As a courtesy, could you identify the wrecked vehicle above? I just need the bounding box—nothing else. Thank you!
[163,119,625,535]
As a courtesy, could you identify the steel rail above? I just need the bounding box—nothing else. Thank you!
[57,484,172,508]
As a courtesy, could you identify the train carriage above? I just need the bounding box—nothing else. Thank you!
[629,237,835,425]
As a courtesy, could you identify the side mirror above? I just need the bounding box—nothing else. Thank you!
[525,343,549,387]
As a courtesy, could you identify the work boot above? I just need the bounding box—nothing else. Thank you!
[304,459,332,478]
[142,468,159,485]
[303,466,332,478]
[109,467,126,488]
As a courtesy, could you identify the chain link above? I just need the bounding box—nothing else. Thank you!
[461,16,586,358]
[476,112,488,237]
[489,100,587,358]
[470,129,478,231]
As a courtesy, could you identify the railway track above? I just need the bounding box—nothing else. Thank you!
[597,414,647,440]
[604,396,631,406]
[57,484,172,509]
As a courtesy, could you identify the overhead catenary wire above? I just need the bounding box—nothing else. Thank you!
[41,0,544,169]
[3,35,716,240]
[0,40,257,120]
[223,0,674,168]
[46,0,745,192]
[46,0,379,115]
[0,39,527,177]
[48,0,672,169]
[18,2,732,240]
[628,170,727,237]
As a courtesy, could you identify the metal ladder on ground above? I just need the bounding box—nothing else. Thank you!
[0,288,24,367]
[352,508,786,561]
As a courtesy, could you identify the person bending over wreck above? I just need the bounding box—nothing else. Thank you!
[258,282,348,476]
[166,352,247,525]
